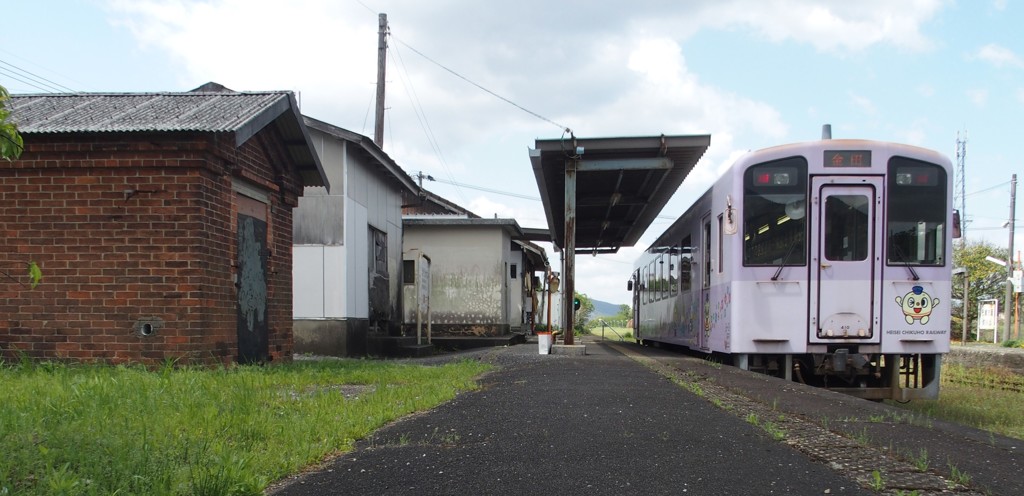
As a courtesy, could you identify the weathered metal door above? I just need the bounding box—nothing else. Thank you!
[368,227,390,331]
[236,195,269,363]
[809,177,883,343]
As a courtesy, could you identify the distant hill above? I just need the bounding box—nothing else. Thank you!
[590,298,626,318]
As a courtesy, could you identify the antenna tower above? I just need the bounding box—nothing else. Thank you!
[955,131,968,246]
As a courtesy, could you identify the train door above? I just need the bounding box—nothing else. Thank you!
[809,176,884,343]
[631,268,640,340]
[699,215,712,351]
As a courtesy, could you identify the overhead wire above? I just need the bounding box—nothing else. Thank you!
[387,32,470,205]
[0,66,64,94]
[428,177,540,201]
[0,58,78,93]
[966,180,1010,197]
[353,5,576,212]
[390,35,571,136]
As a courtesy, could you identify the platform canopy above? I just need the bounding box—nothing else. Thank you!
[529,134,710,254]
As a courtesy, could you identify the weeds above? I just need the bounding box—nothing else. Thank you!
[890,363,1024,440]
[909,448,929,472]
[762,421,786,441]
[868,470,884,491]
[0,358,489,495]
[894,489,921,496]
[852,427,871,445]
[947,461,971,487]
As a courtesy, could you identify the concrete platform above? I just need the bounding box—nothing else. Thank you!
[947,343,1024,374]
[550,344,586,356]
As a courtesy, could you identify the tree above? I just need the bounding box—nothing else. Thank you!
[0,84,40,288]
[572,291,595,333]
[613,304,632,322]
[0,85,23,161]
[952,240,1010,340]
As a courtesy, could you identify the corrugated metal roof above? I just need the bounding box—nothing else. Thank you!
[303,115,417,195]
[403,217,526,238]
[530,134,710,254]
[7,87,328,189]
[9,91,288,135]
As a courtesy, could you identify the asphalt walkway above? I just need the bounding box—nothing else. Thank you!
[269,336,1021,495]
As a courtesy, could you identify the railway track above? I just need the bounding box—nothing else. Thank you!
[945,374,1024,393]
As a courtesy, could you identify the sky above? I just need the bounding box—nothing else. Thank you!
[2,0,1021,306]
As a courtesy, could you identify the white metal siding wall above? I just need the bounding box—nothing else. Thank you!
[293,129,349,319]
[404,226,504,324]
[503,232,521,328]
[293,245,323,318]
[347,201,369,319]
[357,156,404,320]
[294,127,408,322]
[293,245,348,319]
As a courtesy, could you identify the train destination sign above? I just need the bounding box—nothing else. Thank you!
[824,150,871,168]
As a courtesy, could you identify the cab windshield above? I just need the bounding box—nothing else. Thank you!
[743,157,808,266]
[887,157,947,266]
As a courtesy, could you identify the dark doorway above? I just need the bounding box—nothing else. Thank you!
[236,195,269,363]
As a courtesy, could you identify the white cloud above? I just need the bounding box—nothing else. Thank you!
[849,93,878,115]
[975,43,1024,68]
[98,0,951,307]
[967,88,989,106]
[900,119,931,146]
[467,196,517,220]
[690,0,942,53]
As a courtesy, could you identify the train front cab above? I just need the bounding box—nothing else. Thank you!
[734,145,953,401]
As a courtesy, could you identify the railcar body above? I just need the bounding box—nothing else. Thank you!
[630,139,955,400]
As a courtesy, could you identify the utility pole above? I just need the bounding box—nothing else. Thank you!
[414,171,434,189]
[374,13,388,149]
[1005,173,1017,342]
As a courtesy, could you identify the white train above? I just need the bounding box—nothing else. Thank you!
[630,136,956,400]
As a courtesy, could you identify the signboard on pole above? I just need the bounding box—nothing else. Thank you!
[978,299,999,343]
[1012,270,1022,293]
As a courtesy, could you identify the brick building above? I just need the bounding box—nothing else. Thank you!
[1,83,327,365]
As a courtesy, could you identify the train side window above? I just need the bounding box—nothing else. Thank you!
[663,254,671,301]
[717,214,724,273]
[641,265,648,305]
[653,259,661,301]
[648,262,656,303]
[887,157,947,266]
[743,157,808,266]
[669,247,679,296]
[703,221,711,289]
[680,236,692,292]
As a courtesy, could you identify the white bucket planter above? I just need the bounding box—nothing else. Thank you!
[537,332,552,354]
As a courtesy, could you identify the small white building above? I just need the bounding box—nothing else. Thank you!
[401,217,548,343]
[292,117,418,356]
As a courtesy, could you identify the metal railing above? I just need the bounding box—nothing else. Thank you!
[594,318,628,341]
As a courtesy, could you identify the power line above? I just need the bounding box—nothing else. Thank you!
[388,37,469,205]
[428,176,540,201]
[967,180,1011,197]
[390,35,572,135]
[0,58,77,93]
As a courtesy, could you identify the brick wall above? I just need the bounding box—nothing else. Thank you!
[0,131,301,365]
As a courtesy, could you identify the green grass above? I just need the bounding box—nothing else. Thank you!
[888,363,1024,440]
[587,325,633,341]
[0,358,490,495]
